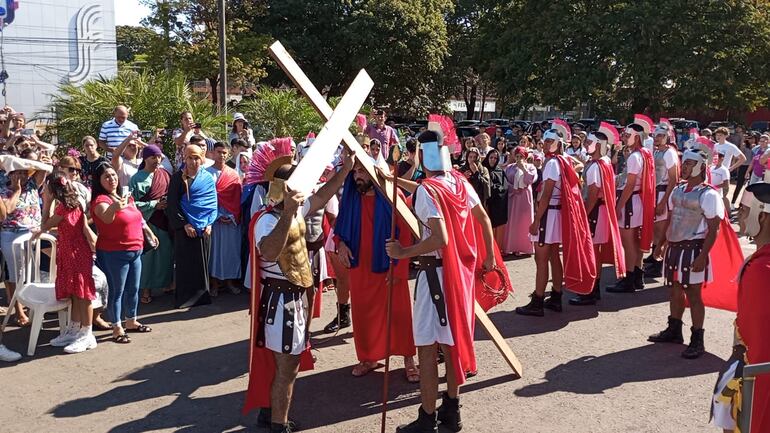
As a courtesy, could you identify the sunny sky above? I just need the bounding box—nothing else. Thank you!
[115,0,151,27]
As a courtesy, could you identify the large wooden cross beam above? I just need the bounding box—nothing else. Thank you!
[269,41,522,379]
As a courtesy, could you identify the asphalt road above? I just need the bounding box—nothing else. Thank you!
[0,231,755,433]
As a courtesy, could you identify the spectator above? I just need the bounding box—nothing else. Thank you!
[98,105,138,154]
[228,113,256,148]
[482,149,509,248]
[475,132,494,156]
[397,137,424,181]
[129,145,173,304]
[700,128,713,140]
[207,142,242,295]
[33,171,98,353]
[714,126,746,172]
[91,162,156,343]
[710,152,731,212]
[364,109,399,158]
[42,156,90,225]
[368,138,383,162]
[502,147,537,256]
[166,145,218,309]
[235,148,252,180]
[732,133,755,205]
[228,138,249,169]
[111,131,143,189]
[0,155,52,327]
[79,136,108,188]
[728,124,745,146]
[461,147,490,203]
[750,134,770,184]
[566,134,587,162]
[189,135,215,168]
[173,112,210,169]
[494,137,509,167]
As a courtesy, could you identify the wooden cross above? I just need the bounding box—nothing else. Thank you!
[269,41,522,379]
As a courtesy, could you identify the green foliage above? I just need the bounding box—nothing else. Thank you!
[46,71,228,156]
[235,88,324,140]
[116,25,161,63]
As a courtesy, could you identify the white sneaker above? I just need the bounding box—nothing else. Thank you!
[50,322,80,347]
[0,344,22,362]
[63,332,97,354]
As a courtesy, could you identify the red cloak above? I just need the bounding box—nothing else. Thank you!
[595,158,627,278]
[638,148,656,252]
[242,209,314,415]
[701,207,744,312]
[215,165,242,224]
[347,195,415,361]
[552,155,596,294]
[420,172,481,386]
[736,244,770,432]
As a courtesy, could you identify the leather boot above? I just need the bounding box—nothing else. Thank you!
[322,303,351,334]
[569,280,600,306]
[643,260,663,278]
[396,406,438,433]
[258,409,299,431]
[515,292,545,317]
[271,422,295,433]
[648,316,684,344]
[543,289,563,312]
[606,275,635,293]
[681,328,706,359]
[437,392,462,432]
[633,267,645,291]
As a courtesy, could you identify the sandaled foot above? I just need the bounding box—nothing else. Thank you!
[405,365,420,383]
[351,361,383,377]
[14,315,30,327]
[112,334,131,344]
[125,324,152,333]
[140,293,152,304]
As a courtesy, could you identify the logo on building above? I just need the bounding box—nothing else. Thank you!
[69,3,103,84]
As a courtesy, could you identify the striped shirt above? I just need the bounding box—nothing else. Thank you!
[99,118,139,149]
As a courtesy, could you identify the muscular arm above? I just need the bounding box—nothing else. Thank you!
[533,179,555,226]
[693,216,721,271]
[257,210,296,262]
[617,173,638,209]
[308,165,352,215]
[393,217,447,258]
[663,164,679,204]
[729,152,746,172]
[111,134,134,171]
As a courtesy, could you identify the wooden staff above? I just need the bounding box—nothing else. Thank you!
[381,147,402,433]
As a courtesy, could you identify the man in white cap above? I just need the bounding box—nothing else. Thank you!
[648,148,724,359]
[643,123,680,278]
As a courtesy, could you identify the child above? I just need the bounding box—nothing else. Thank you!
[33,171,98,353]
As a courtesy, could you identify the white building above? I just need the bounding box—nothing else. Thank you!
[0,0,117,121]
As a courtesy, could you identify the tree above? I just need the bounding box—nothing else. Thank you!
[140,0,270,106]
[46,71,228,157]
[235,88,325,140]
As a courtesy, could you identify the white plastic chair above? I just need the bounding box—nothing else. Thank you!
[0,232,68,356]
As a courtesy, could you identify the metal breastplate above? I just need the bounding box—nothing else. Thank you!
[615,171,627,191]
[304,206,324,244]
[654,149,667,185]
[667,185,708,243]
[276,214,314,288]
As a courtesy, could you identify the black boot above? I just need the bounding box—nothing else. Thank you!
[543,289,563,312]
[322,303,351,334]
[569,280,600,306]
[258,408,300,431]
[643,247,657,264]
[648,316,684,344]
[515,292,545,317]
[681,328,706,359]
[643,260,663,278]
[396,406,438,433]
[437,392,462,432]
[633,267,645,290]
[606,275,635,293]
[271,423,293,433]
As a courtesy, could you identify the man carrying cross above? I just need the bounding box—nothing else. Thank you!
[386,129,496,433]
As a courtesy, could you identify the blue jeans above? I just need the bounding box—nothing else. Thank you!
[96,249,142,325]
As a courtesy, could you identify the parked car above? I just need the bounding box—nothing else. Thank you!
[456,126,481,139]
[603,119,623,129]
[672,119,700,132]
[455,120,481,127]
[749,120,770,133]
[576,118,598,131]
[485,118,511,127]
[707,121,736,132]
[510,120,531,131]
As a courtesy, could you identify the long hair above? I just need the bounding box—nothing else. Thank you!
[46,171,80,210]
[90,161,118,205]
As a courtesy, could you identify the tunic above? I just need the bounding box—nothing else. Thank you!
[503,163,537,254]
[130,170,173,291]
[207,166,242,280]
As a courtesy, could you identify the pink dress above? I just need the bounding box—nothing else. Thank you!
[502,163,537,254]
[54,203,96,301]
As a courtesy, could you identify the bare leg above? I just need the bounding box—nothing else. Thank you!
[493,226,505,251]
[73,298,93,328]
[669,282,686,320]
[5,281,28,324]
[440,344,460,399]
[548,245,563,292]
[620,228,641,269]
[271,352,301,424]
[417,344,439,414]
[684,283,705,329]
[69,296,82,324]
[533,243,551,296]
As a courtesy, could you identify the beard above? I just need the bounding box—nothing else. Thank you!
[355,178,374,194]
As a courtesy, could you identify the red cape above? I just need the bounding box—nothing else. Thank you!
[420,172,481,386]
[242,208,314,415]
[638,148,656,252]
[701,208,743,312]
[737,244,770,432]
[552,155,596,294]
[595,158,627,278]
[216,165,242,224]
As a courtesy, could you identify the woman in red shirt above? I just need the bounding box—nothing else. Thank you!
[91,162,157,344]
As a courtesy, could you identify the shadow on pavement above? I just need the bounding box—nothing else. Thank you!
[514,343,724,397]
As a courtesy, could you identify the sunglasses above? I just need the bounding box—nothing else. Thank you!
[61,166,80,174]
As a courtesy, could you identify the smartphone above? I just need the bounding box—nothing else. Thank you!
[193,123,202,129]
[21,128,34,137]
[141,130,153,140]
[121,186,129,198]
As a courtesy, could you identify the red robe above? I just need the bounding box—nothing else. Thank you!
[215,165,242,224]
[736,244,770,432]
[552,155,596,294]
[638,148,656,252]
[242,209,314,415]
[347,195,415,361]
[595,158,626,278]
[701,208,744,312]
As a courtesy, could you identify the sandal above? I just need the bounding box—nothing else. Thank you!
[112,334,131,344]
[351,361,384,377]
[14,315,30,327]
[405,365,421,383]
[126,324,152,333]
[140,294,153,304]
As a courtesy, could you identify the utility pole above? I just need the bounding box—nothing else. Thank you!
[217,0,227,112]
[159,0,171,72]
